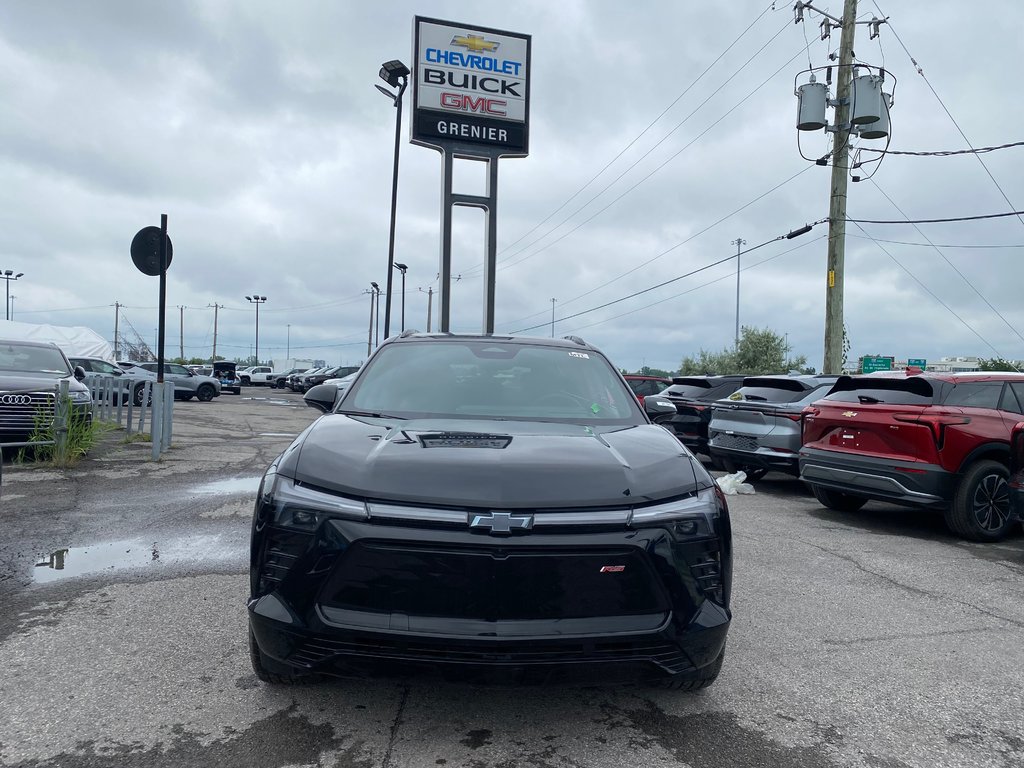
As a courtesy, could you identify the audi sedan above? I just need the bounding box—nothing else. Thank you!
[248,333,732,689]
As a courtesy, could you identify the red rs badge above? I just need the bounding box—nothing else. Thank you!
[599,565,626,573]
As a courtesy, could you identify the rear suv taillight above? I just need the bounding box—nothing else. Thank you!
[892,413,970,446]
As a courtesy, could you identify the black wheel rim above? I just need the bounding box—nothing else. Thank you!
[972,473,1009,532]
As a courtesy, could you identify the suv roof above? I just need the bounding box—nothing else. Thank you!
[384,332,597,352]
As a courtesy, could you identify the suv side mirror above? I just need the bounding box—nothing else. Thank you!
[73,365,87,382]
[643,395,677,420]
[304,383,339,413]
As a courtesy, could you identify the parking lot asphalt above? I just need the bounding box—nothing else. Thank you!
[0,391,1022,768]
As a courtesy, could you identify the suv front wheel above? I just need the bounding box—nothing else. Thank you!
[945,460,1011,542]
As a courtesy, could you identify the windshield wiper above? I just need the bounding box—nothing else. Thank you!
[740,395,768,401]
[857,395,882,404]
[336,409,406,420]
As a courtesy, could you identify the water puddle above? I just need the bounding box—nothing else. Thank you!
[189,476,261,495]
[242,397,296,407]
[32,535,237,583]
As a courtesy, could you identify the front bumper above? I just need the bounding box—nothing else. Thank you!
[248,516,731,684]
[799,447,953,507]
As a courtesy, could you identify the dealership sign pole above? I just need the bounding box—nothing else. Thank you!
[411,16,531,334]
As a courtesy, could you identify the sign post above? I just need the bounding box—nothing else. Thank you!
[130,217,173,460]
[411,17,531,334]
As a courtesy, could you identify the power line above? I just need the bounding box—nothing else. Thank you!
[509,222,825,334]
[565,235,827,334]
[868,179,1024,348]
[873,1,1024,229]
[498,165,815,329]
[491,1,777,261]
[847,210,1024,225]
[851,221,1018,367]
[463,16,800,279]
[858,140,1024,157]
[846,235,1024,249]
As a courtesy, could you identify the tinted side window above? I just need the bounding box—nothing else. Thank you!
[636,381,664,396]
[943,382,1002,409]
[1012,384,1024,413]
[731,386,808,404]
[998,384,1023,414]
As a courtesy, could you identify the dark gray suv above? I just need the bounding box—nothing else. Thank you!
[707,375,839,479]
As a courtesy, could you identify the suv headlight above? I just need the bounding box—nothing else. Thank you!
[630,487,721,535]
[69,390,92,404]
[265,475,368,530]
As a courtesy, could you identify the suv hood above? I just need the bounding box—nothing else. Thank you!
[283,416,700,508]
[0,372,88,394]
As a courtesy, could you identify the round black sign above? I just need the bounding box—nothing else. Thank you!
[131,226,173,276]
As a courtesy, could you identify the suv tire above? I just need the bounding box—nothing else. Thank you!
[809,483,868,512]
[196,384,216,402]
[240,376,251,386]
[944,459,1011,542]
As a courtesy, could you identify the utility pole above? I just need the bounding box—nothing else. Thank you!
[208,303,223,362]
[550,298,557,338]
[287,324,291,359]
[178,305,186,361]
[367,287,377,357]
[419,286,433,333]
[732,237,745,348]
[113,302,121,359]
[823,0,858,374]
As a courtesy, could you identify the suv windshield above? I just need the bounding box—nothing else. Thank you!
[345,340,642,424]
[0,343,71,376]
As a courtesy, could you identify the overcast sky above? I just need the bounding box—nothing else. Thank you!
[1,0,1022,372]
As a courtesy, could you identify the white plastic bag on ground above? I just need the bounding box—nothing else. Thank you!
[717,470,756,495]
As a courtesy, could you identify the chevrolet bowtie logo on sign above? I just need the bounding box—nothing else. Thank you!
[451,34,500,53]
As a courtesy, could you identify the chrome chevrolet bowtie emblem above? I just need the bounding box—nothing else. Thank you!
[469,511,533,532]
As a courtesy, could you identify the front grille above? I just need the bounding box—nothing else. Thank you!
[319,543,666,621]
[288,634,693,674]
[0,393,56,438]
[712,433,759,452]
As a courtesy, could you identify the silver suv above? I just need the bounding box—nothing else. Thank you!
[707,375,838,480]
[132,362,221,402]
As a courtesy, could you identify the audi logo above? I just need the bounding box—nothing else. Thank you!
[0,394,33,405]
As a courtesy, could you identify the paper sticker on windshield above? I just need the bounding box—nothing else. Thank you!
[568,352,589,359]
[728,392,744,400]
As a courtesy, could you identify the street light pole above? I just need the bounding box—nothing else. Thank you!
[732,238,745,348]
[376,59,410,342]
[245,295,267,365]
[1,270,24,321]
[394,263,408,332]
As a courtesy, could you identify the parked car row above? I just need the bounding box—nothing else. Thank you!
[650,370,1024,543]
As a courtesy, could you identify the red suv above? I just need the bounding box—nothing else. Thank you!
[800,372,1024,542]
[623,374,672,403]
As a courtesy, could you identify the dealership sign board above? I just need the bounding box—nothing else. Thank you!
[412,17,531,157]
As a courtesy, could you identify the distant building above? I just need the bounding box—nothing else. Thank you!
[927,356,981,373]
